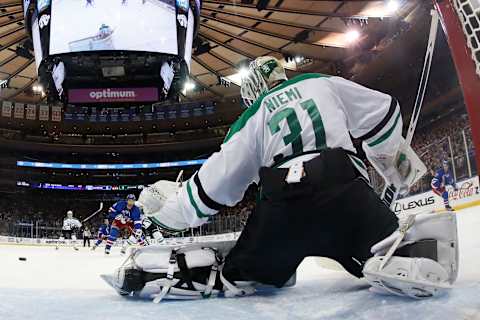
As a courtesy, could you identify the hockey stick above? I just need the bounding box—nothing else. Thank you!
[82,202,104,223]
[176,170,184,187]
[381,10,439,210]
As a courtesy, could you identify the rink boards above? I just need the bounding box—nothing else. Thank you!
[393,176,480,214]
[0,231,240,247]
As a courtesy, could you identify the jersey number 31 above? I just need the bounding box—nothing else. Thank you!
[268,99,326,154]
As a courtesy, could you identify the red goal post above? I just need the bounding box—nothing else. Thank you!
[433,0,480,173]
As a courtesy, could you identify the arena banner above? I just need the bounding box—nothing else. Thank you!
[14,103,24,119]
[26,104,37,120]
[1,101,12,118]
[51,105,62,122]
[39,104,49,121]
[0,232,240,247]
[68,88,159,103]
[393,176,480,214]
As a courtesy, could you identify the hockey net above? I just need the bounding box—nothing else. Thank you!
[434,0,480,172]
[452,0,480,75]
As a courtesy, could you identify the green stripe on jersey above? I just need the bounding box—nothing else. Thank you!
[368,111,401,147]
[186,179,209,219]
[224,73,331,143]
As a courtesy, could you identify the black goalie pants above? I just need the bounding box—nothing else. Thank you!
[222,149,399,288]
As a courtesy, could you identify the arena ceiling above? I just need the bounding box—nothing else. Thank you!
[0,0,420,103]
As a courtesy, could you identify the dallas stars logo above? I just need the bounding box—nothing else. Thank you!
[260,59,278,79]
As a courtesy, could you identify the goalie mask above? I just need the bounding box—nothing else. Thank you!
[67,210,73,219]
[240,56,287,108]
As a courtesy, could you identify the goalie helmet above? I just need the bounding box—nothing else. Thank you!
[240,56,287,108]
[67,210,73,218]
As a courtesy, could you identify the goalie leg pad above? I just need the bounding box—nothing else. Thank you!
[363,256,450,299]
[364,211,458,299]
[111,244,255,303]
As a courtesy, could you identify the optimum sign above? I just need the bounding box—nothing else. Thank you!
[68,87,158,103]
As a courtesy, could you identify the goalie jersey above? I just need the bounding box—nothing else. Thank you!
[163,74,403,229]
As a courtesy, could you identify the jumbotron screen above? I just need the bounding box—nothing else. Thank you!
[49,0,177,55]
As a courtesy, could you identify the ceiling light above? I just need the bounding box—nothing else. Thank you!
[386,0,400,13]
[295,56,304,63]
[346,30,360,43]
[184,81,195,91]
[238,68,249,79]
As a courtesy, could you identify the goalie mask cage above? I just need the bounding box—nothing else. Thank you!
[434,0,480,172]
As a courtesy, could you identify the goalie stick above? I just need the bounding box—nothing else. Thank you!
[82,202,104,223]
[381,10,440,210]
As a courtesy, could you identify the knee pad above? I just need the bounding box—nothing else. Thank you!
[363,211,458,298]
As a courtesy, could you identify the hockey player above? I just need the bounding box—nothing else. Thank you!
[56,210,82,251]
[111,57,458,301]
[431,160,457,211]
[92,218,110,250]
[105,194,144,255]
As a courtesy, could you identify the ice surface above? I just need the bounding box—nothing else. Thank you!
[1,207,479,320]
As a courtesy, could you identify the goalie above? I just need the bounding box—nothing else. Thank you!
[112,56,458,301]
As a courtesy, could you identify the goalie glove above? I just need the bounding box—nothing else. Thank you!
[137,181,189,232]
[365,139,427,196]
[137,180,180,216]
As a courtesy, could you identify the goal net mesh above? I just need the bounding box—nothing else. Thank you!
[453,0,480,76]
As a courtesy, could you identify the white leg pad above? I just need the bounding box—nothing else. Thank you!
[365,211,458,299]
[363,256,450,299]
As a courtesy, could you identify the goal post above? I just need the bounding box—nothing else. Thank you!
[433,0,480,173]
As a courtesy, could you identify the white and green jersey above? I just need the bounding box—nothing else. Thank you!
[161,73,403,229]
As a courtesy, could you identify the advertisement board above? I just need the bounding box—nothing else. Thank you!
[393,176,480,214]
[68,87,159,103]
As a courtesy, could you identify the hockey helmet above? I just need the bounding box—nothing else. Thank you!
[127,194,136,206]
[240,56,287,108]
[67,210,73,218]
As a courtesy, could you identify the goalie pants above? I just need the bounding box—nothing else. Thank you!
[222,148,399,287]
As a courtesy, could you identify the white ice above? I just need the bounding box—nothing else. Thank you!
[1,207,479,320]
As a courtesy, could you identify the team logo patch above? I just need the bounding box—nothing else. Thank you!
[260,59,278,79]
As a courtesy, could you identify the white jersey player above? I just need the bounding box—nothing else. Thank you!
[112,56,458,302]
[56,210,82,251]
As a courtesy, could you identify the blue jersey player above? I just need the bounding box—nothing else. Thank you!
[91,218,110,250]
[431,160,457,211]
[105,194,144,254]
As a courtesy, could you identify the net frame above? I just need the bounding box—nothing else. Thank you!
[433,0,480,173]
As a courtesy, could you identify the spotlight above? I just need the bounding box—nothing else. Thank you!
[346,30,360,43]
[386,0,400,13]
[32,85,44,93]
[238,68,249,78]
[295,56,304,63]
[184,81,195,91]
